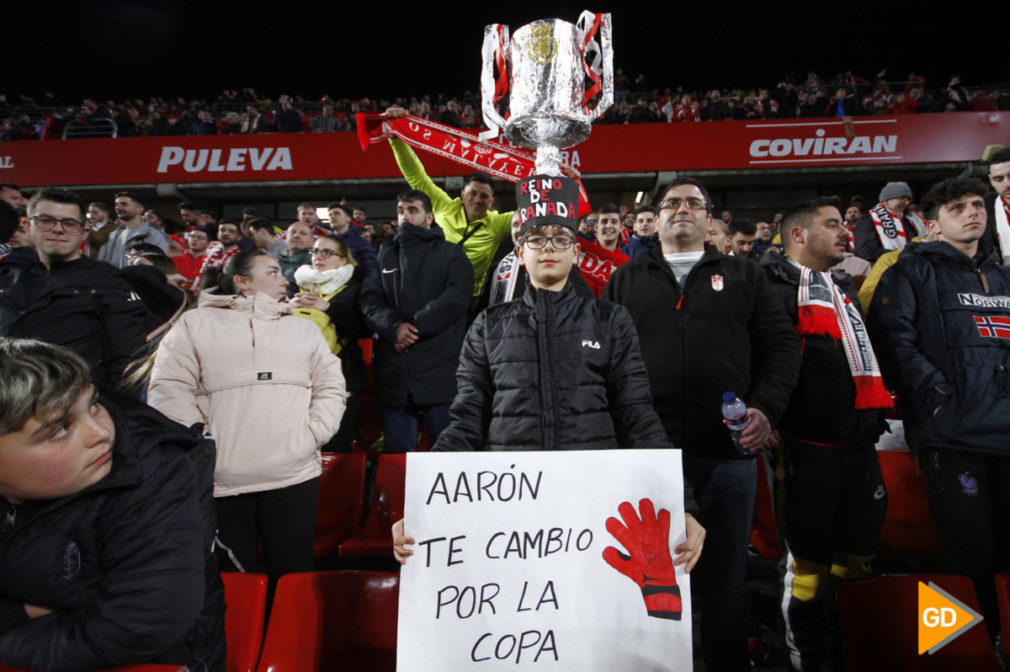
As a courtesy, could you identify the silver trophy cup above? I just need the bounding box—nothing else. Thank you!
[481,11,613,175]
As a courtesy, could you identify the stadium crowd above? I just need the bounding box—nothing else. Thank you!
[3,68,1008,140]
[0,107,1009,671]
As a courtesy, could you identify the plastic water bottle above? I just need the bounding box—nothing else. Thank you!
[721,391,753,454]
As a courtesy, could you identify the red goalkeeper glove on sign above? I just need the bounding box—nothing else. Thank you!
[603,498,682,621]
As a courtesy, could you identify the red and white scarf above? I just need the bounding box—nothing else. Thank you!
[358,113,536,182]
[994,195,1010,264]
[356,112,591,215]
[795,265,892,410]
[869,203,925,252]
[193,242,240,293]
[489,251,523,306]
[841,221,856,250]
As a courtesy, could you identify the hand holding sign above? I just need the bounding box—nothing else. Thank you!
[603,499,683,621]
[392,519,415,564]
[674,513,705,572]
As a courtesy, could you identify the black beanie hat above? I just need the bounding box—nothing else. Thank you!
[516,174,580,237]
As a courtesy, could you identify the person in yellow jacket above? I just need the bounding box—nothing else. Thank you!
[385,106,514,298]
[291,235,369,452]
[857,234,933,311]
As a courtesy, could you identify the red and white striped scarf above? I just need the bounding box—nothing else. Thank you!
[489,251,523,306]
[841,219,856,250]
[193,242,240,293]
[869,203,908,252]
[356,112,591,215]
[795,265,892,410]
[869,203,926,252]
[994,195,1010,264]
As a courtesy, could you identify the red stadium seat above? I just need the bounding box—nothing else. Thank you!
[314,452,368,558]
[836,574,999,671]
[255,571,399,672]
[222,572,268,672]
[0,574,268,672]
[338,454,406,559]
[997,574,1010,663]
[876,450,939,556]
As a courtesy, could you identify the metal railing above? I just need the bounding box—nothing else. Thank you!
[63,118,118,139]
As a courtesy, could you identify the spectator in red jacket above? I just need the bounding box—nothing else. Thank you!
[172,227,211,287]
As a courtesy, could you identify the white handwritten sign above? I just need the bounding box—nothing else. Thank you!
[396,449,692,671]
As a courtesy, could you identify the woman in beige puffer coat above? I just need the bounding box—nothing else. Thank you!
[149,250,346,581]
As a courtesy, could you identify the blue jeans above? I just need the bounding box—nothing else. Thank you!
[686,457,758,671]
[380,402,451,453]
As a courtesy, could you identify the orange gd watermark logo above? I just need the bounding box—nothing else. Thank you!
[917,581,983,655]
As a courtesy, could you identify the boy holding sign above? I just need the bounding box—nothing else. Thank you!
[394,174,704,570]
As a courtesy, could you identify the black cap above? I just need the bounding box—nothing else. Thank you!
[516,175,580,236]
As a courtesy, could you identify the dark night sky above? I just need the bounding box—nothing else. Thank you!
[5,2,1001,104]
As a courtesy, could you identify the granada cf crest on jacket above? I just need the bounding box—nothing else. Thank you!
[711,274,724,292]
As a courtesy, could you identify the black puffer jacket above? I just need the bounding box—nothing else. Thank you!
[361,223,473,406]
[0,395,225,672]
[0,248,149,392]
[434,282,671,452]
[603,246,801,461]
[869,241,1010,456]
[761,252,886,447]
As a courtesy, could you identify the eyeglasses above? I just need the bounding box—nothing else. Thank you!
[30,215,84,233]
[310,248,343,258]
[522,233,575,250]
[658,197,708,211]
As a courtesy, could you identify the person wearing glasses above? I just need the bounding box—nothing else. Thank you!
[395,174,705,573]
[0,187,149,393]
[361,190,473,453]
[604,178,800,672]
[291,235,369,452]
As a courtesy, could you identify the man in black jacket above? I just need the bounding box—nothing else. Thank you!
[326,203,376,271]
[604,177,800,672]
[0,338,225,671]
[0,188,149,393]
[761,198,891,672]
[361,190,473,453]
[869,176,1010,633]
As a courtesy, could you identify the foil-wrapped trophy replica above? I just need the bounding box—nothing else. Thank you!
[481,11,613,177]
